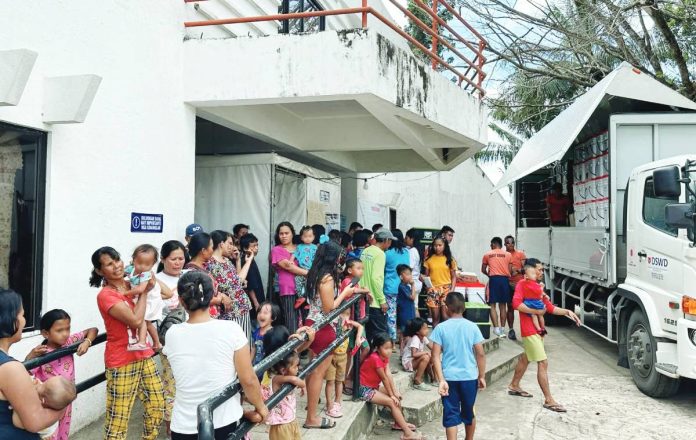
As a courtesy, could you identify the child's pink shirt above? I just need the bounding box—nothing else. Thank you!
[31,331,85,440]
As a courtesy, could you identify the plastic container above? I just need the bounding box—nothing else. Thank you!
[464,302,491,323]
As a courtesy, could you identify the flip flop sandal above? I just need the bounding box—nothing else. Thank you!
[391,422,416,431]
[508,388,533,398]
[303,417,336,429]
[543,403,567,413]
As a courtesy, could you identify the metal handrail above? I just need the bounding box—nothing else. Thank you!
[184,0,487,97]
[197,294,365,440]
[22,333,109,394]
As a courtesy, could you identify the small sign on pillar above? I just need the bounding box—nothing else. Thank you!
[131,212,163,233]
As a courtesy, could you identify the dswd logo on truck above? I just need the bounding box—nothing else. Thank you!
[647,256,669,267]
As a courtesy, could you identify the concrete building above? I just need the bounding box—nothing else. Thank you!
[0,0,497,432]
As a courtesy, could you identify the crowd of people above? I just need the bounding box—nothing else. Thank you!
[0,220,582,440]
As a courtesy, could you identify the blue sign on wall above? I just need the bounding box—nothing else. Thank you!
[131,212,163,233]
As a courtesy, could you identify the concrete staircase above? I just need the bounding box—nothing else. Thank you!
[375,338,523,429]
[295,336,523,440]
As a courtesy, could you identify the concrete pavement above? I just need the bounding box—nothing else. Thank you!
[372,324,695,439]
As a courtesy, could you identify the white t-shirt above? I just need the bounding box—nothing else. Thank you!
[145,282,164,322]
[408,247,423,295]
[156,271,182,313]
[401,335,429,366]
[163,319,248,434]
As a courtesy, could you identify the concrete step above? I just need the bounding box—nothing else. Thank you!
[378,338,523,428]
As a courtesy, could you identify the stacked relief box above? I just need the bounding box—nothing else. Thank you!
[572,131,609,228]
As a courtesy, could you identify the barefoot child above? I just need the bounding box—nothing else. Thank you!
[294,226,317,309]
[124,244,164,351]
[431,291,486,440]
[12,376,76,439]
[23,309,97,440]
[324,307,364,418]
[401,318,434,391]
[518,261,547,335]
[358,333,424,440]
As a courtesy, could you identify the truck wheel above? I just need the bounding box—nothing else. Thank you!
[626,309,680,397]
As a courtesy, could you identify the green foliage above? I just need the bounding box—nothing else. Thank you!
[405,1,455,64]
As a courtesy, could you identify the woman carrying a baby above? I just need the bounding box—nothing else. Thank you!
[0,289,72,439]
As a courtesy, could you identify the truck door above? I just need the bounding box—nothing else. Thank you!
[627,172,684,335]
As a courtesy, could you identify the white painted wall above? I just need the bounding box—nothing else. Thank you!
[0,1,195,432]
[356,159,515,276]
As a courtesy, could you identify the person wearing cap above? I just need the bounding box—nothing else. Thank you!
[360,229,397,343]
[184,224,203,245]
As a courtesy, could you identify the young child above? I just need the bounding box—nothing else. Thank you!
[251,302,281,386]
[431,291,486,440]
[123,244,164,351]
[358,333,423,440]
[396,264,417,346]
[24,309,97,440]
[324,307,364,418]
[340,258,371,396]
[423,237,457,327]
[251,302,281,366]
[401,317,434,391]
[262,350,305,440]
[517,261,547,335]
[12,376,76,439]
[294,226,317,309]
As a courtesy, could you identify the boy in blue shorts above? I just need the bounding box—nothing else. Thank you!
[431,291,486,440]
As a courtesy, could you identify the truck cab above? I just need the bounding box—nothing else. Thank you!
[495,63,696,397]
[622,157,696,390]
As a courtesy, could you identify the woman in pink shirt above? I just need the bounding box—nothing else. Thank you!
[271,222,308,334]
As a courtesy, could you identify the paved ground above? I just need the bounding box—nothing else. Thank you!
[371,325,696,440]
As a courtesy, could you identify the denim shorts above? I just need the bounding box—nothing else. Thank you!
[441,379,478,428]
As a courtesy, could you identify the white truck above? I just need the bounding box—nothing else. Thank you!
[495,63,696,397]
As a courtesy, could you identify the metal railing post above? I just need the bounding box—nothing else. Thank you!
[431,0,439,70]
[299,0,305,33]
[281,0,290,34]
[477,40,485,97]
[362,0,368,28]
[198,295,362,440]
[351,298,362,401]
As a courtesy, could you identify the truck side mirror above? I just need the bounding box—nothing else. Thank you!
[653,166,681,198]
[664,204,694,229]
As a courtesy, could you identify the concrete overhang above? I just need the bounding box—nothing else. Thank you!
[183,28,487,172]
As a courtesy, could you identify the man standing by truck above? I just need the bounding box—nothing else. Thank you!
[507,258,581,412]
[482,237,513,337]
[545,182,572,226]
[504,235,526,340]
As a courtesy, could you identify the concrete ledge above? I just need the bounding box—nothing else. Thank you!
[0,49,37,106]
[43,74,102,123]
